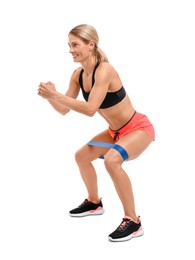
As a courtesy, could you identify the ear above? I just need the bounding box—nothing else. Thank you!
[89,40,95,51]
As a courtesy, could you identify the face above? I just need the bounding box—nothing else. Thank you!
[68,34,94,63]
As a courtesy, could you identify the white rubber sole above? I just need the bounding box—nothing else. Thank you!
[69,208,105,217]
[108,228,144,242]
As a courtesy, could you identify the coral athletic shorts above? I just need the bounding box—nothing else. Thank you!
[108,111,155,141]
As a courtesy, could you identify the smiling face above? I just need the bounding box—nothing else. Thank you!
[68,34,95,63]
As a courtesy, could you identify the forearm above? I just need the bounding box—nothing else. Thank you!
[53,92,96,117]
[47,98,70,115]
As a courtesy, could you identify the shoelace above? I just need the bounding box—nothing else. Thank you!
[78,199,89,208]
[117,218,131,231]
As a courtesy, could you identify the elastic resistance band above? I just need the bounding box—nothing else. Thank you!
[87,141,129,161]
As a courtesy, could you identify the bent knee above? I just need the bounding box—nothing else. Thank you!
[75,145,93,165]
[104,153,122,173]
[75,147,86,165]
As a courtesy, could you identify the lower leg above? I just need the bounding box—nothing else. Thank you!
[115,170,138,222]
[105,162,139,222]
[76,161,100,203]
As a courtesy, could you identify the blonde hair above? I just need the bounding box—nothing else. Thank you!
[69,24,109,63]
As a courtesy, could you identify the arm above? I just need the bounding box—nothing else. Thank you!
[47,98,69,115]
[38,69,80,115]
[39,63,111,117]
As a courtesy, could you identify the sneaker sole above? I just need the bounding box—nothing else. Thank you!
[69,208,105,217]
[108,228,144,242]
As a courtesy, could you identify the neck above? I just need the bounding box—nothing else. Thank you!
[80,57,98,76]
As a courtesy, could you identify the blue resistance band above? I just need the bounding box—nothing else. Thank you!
[87,141,129,161]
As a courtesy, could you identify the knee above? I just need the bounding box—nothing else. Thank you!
[104,154,122,176]
[75,148,85,165]
[75,145,93,166]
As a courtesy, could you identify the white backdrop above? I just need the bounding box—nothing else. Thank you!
[0,0,195,259]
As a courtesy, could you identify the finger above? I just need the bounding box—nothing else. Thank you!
[40,84,46,89]
[47,81,54,86]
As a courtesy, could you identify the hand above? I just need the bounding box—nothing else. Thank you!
[38,81,56,99]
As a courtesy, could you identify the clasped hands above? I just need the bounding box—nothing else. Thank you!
[38,81,56,99]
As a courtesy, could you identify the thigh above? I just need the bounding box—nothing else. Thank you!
[116,130,153,160]
[77,129,114,162]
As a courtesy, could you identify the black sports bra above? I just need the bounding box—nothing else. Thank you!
[79,63,126,109]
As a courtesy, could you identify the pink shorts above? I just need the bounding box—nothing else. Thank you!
[108,111,155,141]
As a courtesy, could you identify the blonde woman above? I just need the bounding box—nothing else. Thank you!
[38,24,155,242]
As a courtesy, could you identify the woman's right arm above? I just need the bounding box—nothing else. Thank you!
[45,68,81,115]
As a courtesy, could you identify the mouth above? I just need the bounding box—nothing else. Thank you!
[72,54,78,59]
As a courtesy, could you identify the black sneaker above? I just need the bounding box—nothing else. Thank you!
[108,217,144,242]
[69,199,105,217]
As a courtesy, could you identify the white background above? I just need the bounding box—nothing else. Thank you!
[0,0,195,259]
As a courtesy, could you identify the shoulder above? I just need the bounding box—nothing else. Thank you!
[71,66,83,77]
[96,62,119,78]
[70,66,83,82]
[98,62,113,70]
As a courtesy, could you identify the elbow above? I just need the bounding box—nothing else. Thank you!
[60,108,70,116]
[87,111,96,117]
[86,107,97,117]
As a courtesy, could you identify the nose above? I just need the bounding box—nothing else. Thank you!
[69,46,74,53]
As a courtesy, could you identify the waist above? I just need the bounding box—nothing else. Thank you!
[109,111,137,132]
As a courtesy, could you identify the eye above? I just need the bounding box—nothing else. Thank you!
[72,43,78,48]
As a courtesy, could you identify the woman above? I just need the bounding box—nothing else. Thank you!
[38,24,155,242]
